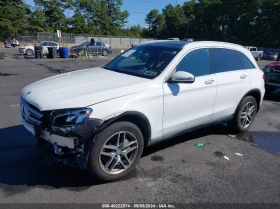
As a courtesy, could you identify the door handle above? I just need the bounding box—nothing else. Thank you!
[204,79,214,84]
[240,75,247,79]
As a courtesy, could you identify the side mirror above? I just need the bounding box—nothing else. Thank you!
[168,71,195,83]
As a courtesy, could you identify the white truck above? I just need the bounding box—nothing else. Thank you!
[244,46,263,61]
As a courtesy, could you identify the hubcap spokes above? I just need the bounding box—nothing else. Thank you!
[99,131,138,174]
[240,102,255,128]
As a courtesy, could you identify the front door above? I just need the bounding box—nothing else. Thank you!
[163,48,217,136]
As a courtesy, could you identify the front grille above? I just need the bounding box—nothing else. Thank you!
[20,98,43,126]
[273,69,280,74]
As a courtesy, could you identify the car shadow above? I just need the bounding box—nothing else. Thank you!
[143,124,228,156]
[263,89,280,102]
[0,125,102,191]
[0,124,228,191]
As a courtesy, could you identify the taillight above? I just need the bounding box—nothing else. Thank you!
[263,74,266,80]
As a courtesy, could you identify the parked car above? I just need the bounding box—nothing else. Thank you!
[20,41,265,181]
[4,39,20,48]
[19,41,59,56]
[263,51,279,61]
[244,46,263,61]
[71,41,112,56]
[166,38,180,41]
[263,62,280,93]
[70,42,90,53]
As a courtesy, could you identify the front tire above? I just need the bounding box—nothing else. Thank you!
[228,96,257,133]
[88,121,144,181]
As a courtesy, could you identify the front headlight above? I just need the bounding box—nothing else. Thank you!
[51,108,93,129]
[264,67,271,73]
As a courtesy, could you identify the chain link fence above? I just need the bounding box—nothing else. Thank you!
[16,32,154,49]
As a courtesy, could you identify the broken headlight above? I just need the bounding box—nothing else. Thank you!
[51,108,93,132]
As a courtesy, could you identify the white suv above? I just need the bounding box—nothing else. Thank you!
[20,41,265,181]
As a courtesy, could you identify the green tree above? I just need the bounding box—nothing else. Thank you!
[34,0,73,32]
[75,0,129,35]
[122,25,143,37]
[27,8,48,32]
[256,0,280,47]
[144,9,165,38]
[0,0,30,39]
[162,4,187,39]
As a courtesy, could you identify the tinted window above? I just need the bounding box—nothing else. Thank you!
[233,51,243,70]
[235,51,255,69]
[43,42,50,46]
[250,48,256,51]
[210,48,235,73]
[96,42,102,46]
[176,48,210,77]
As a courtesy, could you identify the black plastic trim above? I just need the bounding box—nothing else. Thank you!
[148,115,233,146]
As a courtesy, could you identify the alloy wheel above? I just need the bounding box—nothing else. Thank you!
[99,131,138,174]
[240,102,255,128]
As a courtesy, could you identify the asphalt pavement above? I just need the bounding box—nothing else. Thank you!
[0,48,279,204]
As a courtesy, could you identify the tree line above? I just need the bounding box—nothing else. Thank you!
[144,0,280,47]
[0,0,279,47]
[0,0,143,38]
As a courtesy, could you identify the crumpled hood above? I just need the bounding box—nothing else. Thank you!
[21,67,150,111]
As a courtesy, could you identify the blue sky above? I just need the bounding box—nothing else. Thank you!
[24,0,188,28]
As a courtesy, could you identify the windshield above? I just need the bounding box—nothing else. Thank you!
[104,45,181,79]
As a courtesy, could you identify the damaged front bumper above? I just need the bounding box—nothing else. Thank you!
[21,114,102,169]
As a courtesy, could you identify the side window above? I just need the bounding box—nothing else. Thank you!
[43,42,50,46]
[210,48,235,73]
[176,48,210,77]
[235,51,255,69]
[232,50,243,70]
[96,42,102,46]
[250,48,256,52]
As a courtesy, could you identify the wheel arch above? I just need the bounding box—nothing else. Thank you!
[238,89,261,113]
[95,111,151,147]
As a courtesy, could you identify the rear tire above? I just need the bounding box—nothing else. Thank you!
[228,96,257,133]
[88,121,144,182]
[102,49,109,56]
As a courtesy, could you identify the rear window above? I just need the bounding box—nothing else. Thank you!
[235,51,255,69]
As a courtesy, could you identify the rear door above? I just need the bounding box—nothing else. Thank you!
[87,42,96,55]
[96,42,102,55]
[210,48,250,121]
